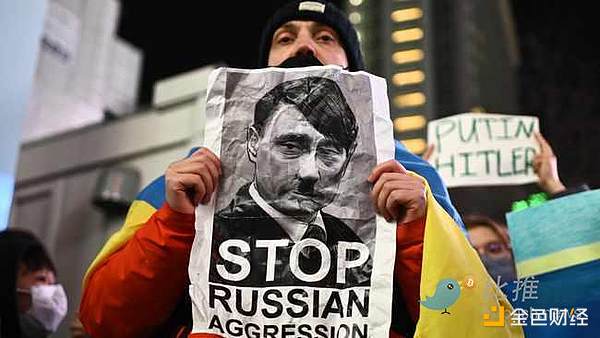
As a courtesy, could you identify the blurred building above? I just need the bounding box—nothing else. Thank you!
[344,0,531,222]
[11,66,214,337]
[345,0,520,154]
[22,0,142,143]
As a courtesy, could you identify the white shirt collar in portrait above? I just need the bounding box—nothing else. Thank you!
[249,182,326,243]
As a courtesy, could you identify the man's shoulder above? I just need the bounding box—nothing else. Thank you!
[213,184,284,237]
[215,183,262,219]
[321,212,363,243]
[394,140,434,169]
[135,175,166,210]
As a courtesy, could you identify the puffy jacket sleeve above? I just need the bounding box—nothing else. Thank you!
[79,203,195,338]
[394,217,425,322]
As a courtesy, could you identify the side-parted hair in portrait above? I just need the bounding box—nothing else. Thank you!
[251,76,359,160]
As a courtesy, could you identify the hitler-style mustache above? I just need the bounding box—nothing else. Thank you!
[294,179,323,198]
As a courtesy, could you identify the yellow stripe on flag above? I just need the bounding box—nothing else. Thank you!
[412,172,524,337]
[516,241,600,279]
[83,200,157,284]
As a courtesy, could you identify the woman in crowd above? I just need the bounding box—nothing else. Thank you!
[463,214,517,282]
[0,229,67,338]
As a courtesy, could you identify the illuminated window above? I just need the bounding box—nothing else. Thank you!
[349,12,362,24]
[393,115,427,132]
[391,28,423,43]
[390,8,423,22]
[392,49,424,64]
[392,70,425,86]
[394,92,426,108]
[401,138,427,154]
[470,106,487,113]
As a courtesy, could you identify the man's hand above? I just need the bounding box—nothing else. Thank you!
[165,148,221,214]
[533,132,566,194]
[368,159,427,224]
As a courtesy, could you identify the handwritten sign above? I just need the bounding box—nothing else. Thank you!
[426,113,539,187]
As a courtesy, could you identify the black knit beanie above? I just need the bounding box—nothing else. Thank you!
[258,0,365,71]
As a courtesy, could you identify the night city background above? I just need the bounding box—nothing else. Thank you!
[117,0,599,218]
[2,1,599,336]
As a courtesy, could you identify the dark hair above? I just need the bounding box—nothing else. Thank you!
[253,76,358,154]
[0,229,56,338]
[463,214,512,250]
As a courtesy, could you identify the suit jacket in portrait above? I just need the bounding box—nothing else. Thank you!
[209,183,372,288]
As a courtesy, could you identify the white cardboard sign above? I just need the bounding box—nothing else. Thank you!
[426,113,540,188]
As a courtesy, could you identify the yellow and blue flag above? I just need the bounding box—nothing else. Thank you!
[83,175,166,283]
[414,173,523,337]
[506,189,600,337]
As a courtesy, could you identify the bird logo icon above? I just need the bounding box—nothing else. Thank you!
[420,278,461,314]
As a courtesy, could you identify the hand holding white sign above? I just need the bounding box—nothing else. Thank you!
[369,160,427,224]
[532,132,566,194]
[165,148,221,214]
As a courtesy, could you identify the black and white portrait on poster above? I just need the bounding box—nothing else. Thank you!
[190,66,397,338]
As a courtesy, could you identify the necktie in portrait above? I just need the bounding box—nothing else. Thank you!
[299,224,327,274]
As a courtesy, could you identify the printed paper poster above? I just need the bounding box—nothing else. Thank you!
[189,66,397,337]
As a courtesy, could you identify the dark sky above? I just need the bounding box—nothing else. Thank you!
[510,1,600,188]
[117,0,341,104]
[119,1,598,107]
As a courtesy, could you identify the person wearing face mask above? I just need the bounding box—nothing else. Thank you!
[0,229,68,338]
[79,1,467,337]
[463,214,517,284]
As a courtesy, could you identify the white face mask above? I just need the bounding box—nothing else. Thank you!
[18,284,68,332]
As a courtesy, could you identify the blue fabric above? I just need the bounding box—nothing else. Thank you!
[394,141,465,230]
[136,175,166,210]
[135,148,199,210]
[504,259,600,337]
[507,189,600,262]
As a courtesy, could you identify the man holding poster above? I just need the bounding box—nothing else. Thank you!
[80,2,520,338]
[210,76,371,288]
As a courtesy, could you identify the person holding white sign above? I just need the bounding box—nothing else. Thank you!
[79,2,465,337]
[423,131,588,199]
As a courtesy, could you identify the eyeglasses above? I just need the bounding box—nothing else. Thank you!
[473,241,510,256]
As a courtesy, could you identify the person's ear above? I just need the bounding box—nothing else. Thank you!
[247,126,260,163]
[339,142,357,176]
[347,142,357,160]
